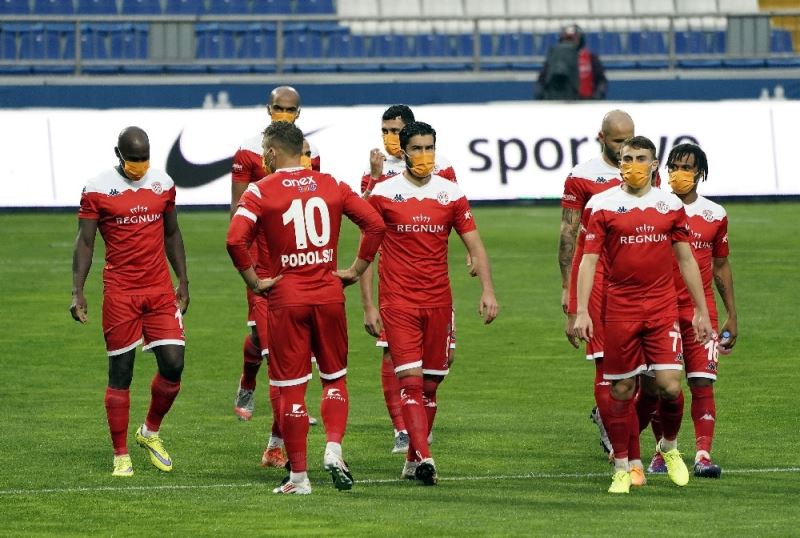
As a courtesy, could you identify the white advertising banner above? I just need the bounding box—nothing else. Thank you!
[1,100,797,208]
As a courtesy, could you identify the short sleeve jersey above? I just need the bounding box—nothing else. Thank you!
[232,133,321,184]
[368,173,476,308]
[561,156,623,211]
[232,168,382,309]
[78,167,176,295]
[584,187,691,321]
[361,154,456,194]
[673,195,729,316]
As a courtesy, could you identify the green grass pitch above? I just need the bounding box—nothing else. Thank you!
[1,203,798,536]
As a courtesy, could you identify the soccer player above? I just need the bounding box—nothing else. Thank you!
[226,121,385,495]
[70,126,188,478]
[367,121,498,485]
[230,86,319,433]
[559,110,633,456]
[640,143,738,478]
[360,104,460,454]
[573,135,713,494]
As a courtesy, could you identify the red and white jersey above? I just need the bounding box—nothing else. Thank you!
[78,167,176,295]
[232,133,320,184]
[561,156,623,211]
[584,187,691,322]
[368,173,476,308]
[673,195,729,317]
[361,154,456,194]
[227,167,384,309]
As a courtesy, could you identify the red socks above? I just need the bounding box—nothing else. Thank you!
[422,378,439,436]
[635,389,660,443]
[280,383,310,473]
[381,357,406,432]
[269,384,282,438]
[399,376,430,461]
[321,377,349,444]
[690,384,716,453]
[605,394,633,460]
[658,390,685,442]
[104,387,130,455]
[144,373,181,432]
[240,335,262,391]
[627,402,641,461]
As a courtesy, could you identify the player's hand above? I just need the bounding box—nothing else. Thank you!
[253,275,283,294]
[466,253,477,277]
[69,293,88,324]
[573,311,593,342]
[363,304,383,337]
[369,148,386,177]
[692,308,713,344]
[718,317,738,351]
[176,282,190,315]
[333,267,361,287]
[560,288,569,315]
[564,313,580,349]
[479,290,498,324]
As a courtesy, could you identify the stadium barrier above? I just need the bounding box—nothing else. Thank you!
[1,99,797,208]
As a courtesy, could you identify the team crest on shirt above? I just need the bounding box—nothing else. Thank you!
[702,209,714,222]
[437,191,450,205]
[151,182,163,194]
[656,201,670,214]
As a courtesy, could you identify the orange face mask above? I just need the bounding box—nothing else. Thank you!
[620,161,652,189]
[668,170,697,194]
[123,160,149,181]
[383,133,402,158]
[405,152,435,179]
[271,110,297,124]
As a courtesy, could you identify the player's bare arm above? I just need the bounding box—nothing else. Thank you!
[70,218,98,324]
[459,230,499,324]
[673,242,713,344]
[559,207,581,313]
[163,210,190,314]
[333,258,370,287]
[713,256,738,349]
[230,181,248,219]
[358,261,382,337]
[573,253,598,342]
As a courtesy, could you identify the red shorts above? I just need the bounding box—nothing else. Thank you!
[267,303,347,386]
[246,287,269,356]
[377,308,456,351]
[603,318,684,380]
[102,292,185,356]
[381,306,452,376]
[585,290,605,360]
[679,309,719,381]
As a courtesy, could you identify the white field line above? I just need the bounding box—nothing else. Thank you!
[1,467,799,496]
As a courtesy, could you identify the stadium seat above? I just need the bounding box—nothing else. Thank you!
[454,33,493,57]
[238,25,276,58]
[722,58,765,68]
[766,57,800,67]
[496,33,535,57]
[301,0,335,14]
[590,0,631,15]
[33,0,74,14]
[121,0,161,14]
[251,0,292,14]
[196,24,237,59]
[206,0,249,14]
[109,23,148,59]
[414,33,451,56]
[710,30,726,53]
[770,29,794,53]
[0,0,30,14]
[284,32,323,58]
[585,32,624,55]
[627,30,667,54]
[77,0,118,14]
[678,59,722,68]
[536,32,558,55]
[674,31,710,54]
[1,26,18,58]
[337,0,378,17]
[506,0,549,16]
[19,23,62,59]
[327,33,366,57]
[368,34,410,57]
[165,0,202,15]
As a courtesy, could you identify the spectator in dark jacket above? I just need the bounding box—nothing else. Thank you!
[536,25,607,100]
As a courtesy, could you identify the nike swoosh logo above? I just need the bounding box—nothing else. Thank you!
[167,127,327,189]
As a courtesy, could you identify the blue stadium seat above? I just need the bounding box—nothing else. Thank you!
[1,26,18,58]
[585,32,623,56]
[238,25,276,58]
[121,0,162,14]
[627,31,667,55]
[77,0,118,14]
[415,34,450,57]
[19,23,62,59]
[454,34,493,57]
[674,31,710,54]
[722,58,765,68]
[251,0,292,14]
[496,33,535,57]
[0,0,31,13]
[328,33,366,58]
[196,24,237,59]
[206,0,250,14]
[284,32,322,58]
[300,0,335,14]
[109,23,149,59]
[766,57,800,67]
[165,0,202,15]
[770,29,794,53]
[678,59,722,68]
[368,34,410,57]
[710,31,726,53]
[536,33,558,55]
[33,0,74,14]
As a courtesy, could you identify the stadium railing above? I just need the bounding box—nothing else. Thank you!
[0,11,798,75]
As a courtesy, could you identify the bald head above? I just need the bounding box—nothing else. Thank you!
[268,86,301,123]
[269,86,300,107]
[598,110,635,167]
[117,126,149,155]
